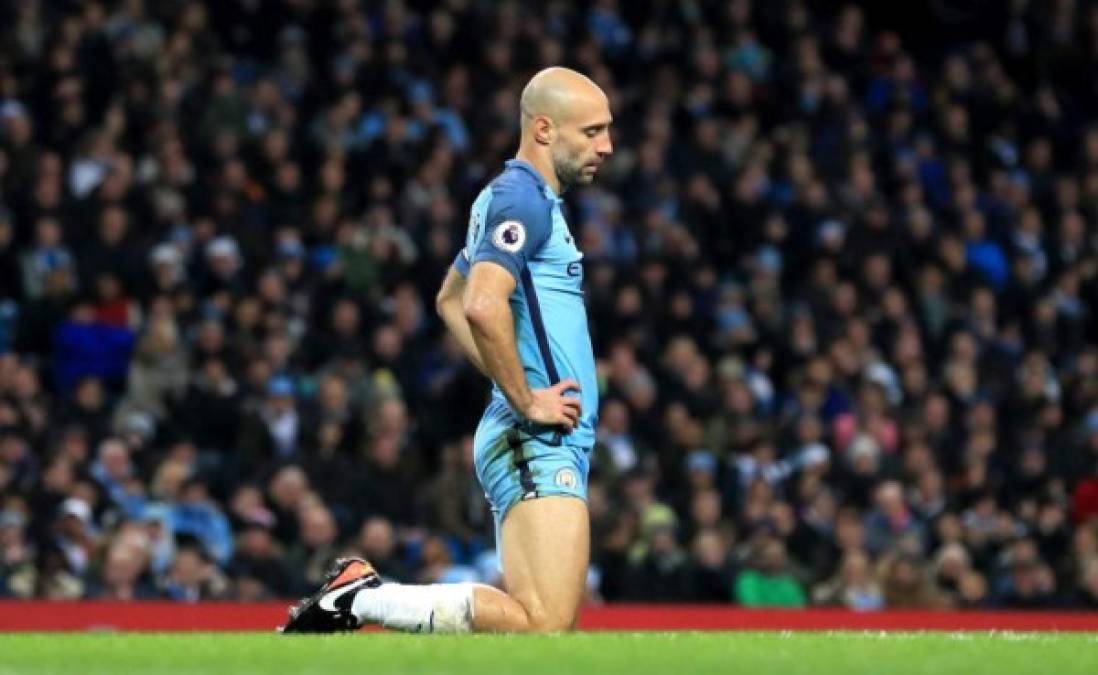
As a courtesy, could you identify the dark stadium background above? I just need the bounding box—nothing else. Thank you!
[0,0,1096,617]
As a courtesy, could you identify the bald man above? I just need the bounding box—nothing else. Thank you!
[282,68,612,634]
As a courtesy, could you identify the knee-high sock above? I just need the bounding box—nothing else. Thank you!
[351,582,475,633]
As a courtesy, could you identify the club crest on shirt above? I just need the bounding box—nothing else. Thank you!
[492,220,526,253]
[555,468,577,489]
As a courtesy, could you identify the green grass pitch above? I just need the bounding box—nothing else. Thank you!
[1,632,1096,674]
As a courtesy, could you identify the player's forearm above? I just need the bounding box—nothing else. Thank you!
[436,267,489,376]
[437,296,489,377]
[464,296,533,415]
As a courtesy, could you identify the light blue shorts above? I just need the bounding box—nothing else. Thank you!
[473,404,590,547]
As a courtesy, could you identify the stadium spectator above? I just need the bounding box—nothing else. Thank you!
[734,536,807,608]
[354,515,412,585]
[161,543,228,603]
[812,550,885,611]
[0,507,33,597]
[688,528,738,603]
[90,540,157,601]
[624,504,693,601]
[229,520,296,601]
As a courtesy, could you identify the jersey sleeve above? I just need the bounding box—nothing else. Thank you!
[453,248,471,277]
[467,187,553,282]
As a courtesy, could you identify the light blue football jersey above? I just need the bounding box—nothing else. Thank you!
[454,159,598,448]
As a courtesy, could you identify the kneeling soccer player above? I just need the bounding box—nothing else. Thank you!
[281,66,612,634]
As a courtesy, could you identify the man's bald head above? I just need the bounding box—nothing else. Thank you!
[520,67,607,130]
[517,67,613,190]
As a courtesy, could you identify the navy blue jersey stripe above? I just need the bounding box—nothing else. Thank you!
[520,267,560,384]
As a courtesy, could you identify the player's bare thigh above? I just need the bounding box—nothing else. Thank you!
[499,495,590,632]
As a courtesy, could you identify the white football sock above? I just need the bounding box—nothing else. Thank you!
[351,582,475,633]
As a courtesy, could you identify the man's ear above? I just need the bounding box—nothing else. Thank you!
[532,115,554,145]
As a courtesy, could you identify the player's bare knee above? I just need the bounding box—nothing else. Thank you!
[520,602,576,633]
[524,613,574,633]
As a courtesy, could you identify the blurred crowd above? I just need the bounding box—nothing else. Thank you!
[1,0,1098,611]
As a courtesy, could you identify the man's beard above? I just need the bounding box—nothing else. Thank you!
[552,147,591,189]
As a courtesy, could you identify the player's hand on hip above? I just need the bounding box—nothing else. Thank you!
[523,379,582,431]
